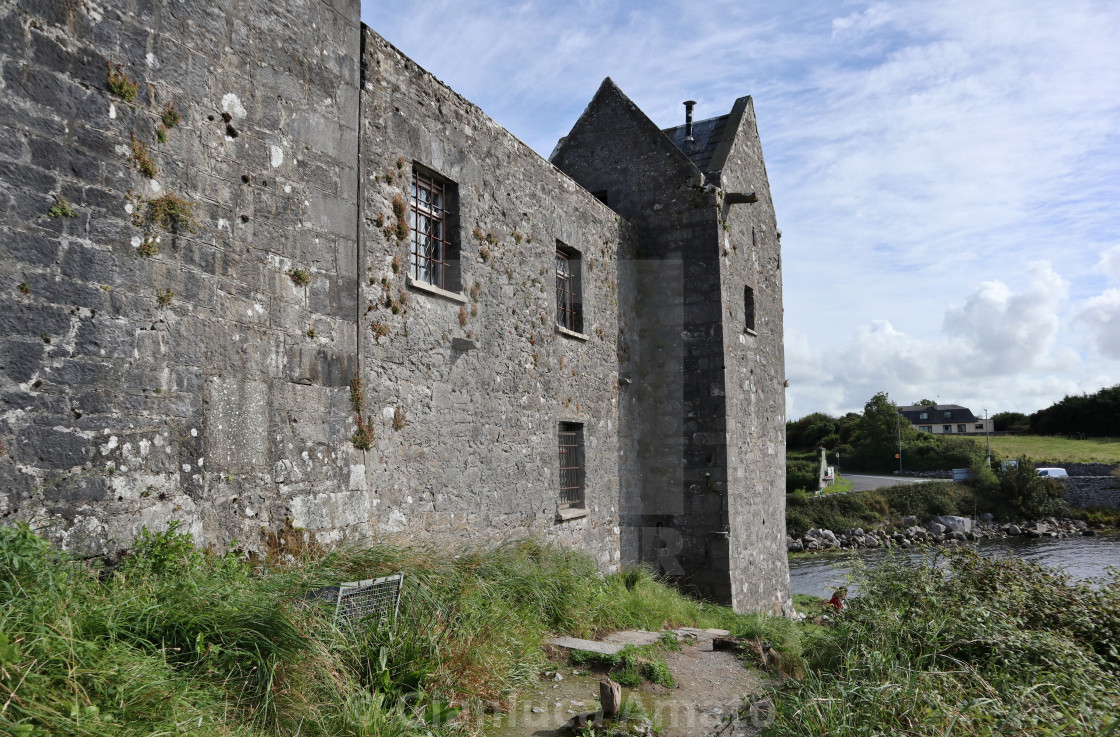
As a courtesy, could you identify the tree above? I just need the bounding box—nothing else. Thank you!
[912,398,936,407]
[992,411,1029,433]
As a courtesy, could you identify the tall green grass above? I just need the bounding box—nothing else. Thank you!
[0,522,800,736]
[765,550,1120,736]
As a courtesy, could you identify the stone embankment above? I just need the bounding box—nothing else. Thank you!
[788,515,1105,553]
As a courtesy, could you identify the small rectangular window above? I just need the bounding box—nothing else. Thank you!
[409,167,460,291]
[558,422,585,508]
[919,425,932,433]
[975,424,984,430]
[556,243,583,333]
[957,424,966,433]
[919,412,928,420]
[943,425,952,433]
[744,285,756,333]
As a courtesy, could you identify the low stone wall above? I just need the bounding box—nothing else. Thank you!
[1064,477,1120,509]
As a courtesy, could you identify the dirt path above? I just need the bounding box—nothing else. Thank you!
[484,635,768,736]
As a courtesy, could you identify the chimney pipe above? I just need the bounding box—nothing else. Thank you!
[683,100,696,142]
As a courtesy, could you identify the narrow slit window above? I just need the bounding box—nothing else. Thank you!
[558,422,585,508]
[744,285,756,333]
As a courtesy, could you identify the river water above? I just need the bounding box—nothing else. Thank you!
[788,533,1120,599]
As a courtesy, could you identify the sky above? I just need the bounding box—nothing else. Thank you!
[360,0,1120,420]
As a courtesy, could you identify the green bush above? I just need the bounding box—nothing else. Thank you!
[786,459,819,493]
[765,550,1120,736]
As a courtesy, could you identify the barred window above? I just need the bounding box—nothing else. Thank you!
[556,243,583,333]
[409,168,459,291]
[558,422,585,508]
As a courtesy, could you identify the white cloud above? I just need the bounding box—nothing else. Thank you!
[1097,245,1120,283]
[1079,290,1120,359]
[363,0,1120,419]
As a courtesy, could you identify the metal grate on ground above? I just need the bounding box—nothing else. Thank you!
[329,573,404,628]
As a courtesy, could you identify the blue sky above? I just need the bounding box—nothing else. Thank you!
[361,0,1120,419]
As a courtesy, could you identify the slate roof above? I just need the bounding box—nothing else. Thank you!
[899,404,981,424]
[662,114,729,173]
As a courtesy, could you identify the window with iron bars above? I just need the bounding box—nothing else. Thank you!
[409,168,460,291]
[555,243,583,333]
[558,422,585,509]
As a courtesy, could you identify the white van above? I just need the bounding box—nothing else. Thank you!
[1036,467,1069,479]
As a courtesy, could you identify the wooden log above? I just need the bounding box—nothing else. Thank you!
[600,677,622,718]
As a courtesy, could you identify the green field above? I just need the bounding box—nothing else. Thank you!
[987,435,1120,463]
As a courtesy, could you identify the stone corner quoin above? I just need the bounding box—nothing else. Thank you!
[0,0,791,615]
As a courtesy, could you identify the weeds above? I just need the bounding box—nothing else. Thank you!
[392,406,408,431]
[350,415,375,450]
[137,234,158,257]
[130,133,157,177]
[161,101,180,129]
[765,550,1120,736]
[106,61,138,101]
[18,281,30,295]
[156,288,173,307]
[47,196,75,218]
[142,193,197,233]
[286,267,311,286]
[0,526,802,737]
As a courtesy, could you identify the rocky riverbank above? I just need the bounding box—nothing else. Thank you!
[787,514,1108,553]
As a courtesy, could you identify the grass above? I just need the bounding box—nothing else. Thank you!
[817,474,853,495]
[0,523,805,736]
[764,550,1120,736]
[987,435,1120,463]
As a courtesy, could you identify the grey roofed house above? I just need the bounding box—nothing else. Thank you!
[900,404,993,434]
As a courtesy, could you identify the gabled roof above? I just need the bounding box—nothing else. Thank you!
[550,77,701,179]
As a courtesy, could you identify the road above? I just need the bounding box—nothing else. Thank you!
[843,474,936,492]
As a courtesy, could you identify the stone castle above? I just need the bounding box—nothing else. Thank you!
[0,0,791,613]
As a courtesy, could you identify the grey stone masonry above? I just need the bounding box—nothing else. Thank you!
[0,2,790,614]
[552,84,792,614]
[0,0,361,552]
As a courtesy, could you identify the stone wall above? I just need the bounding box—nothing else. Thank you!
[713,98,791,615]
[0,0,361,553]
[1064,477,1120,509]
[352,31,628,564]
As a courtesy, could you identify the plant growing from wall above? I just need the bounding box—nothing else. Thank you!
[106,62,138,101]
[18,282,30,295]
[349,375,366,414]
[390,194,409,242]
[47,196,75,218]
[156,127,168,143]
[156,289,174,307]
[142,194,197,233]
[458,306,468,327]
[350,415,375,451]
[392,407,408,431]
[130,134,158,178]
[470,283,481,301]
[285,268,311,286]
[391,255,401,273]
[161,101,180,129]
[479,244,491,262]
[370,320,391,341]
[137,235,158,257]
